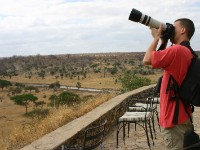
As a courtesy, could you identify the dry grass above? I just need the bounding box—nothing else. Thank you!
[3,93,115,150]
[4,73,121,90]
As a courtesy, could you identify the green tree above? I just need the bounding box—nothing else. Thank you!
[49,94,59,108]
[0,80,12,91]
[24,86,37,93]
[119,74,151,92]
[59,91,81,106]
[10,94,38,113]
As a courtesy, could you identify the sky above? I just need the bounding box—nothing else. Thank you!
[0,0,200,58]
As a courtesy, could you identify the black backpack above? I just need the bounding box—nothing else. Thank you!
[179,57,200,106]
[159,41,200,149]
[165,41,199,124]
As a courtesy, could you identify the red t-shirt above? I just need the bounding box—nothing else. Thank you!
[151,44,193,128]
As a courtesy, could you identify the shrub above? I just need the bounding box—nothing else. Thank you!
[119,73,151,92]
[59,91,81,106]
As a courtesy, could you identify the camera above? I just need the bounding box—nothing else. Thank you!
[129,8,174,41]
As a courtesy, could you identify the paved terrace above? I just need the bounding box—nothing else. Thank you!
[20,85,200,150]
[103,106,200,150]
[103,103,163,150]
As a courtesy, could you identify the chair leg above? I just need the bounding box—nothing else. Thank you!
[100,143,103,150]
[135,122,137,131]
[116,123,120,148]
[148,120,154,146]
[128,123,130,137]
[144,121,151,150]
[155,110,161,131]
[122,122,126,145]
[152,112,157,139]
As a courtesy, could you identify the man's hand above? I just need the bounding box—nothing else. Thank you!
[143,23,164,65]
[150,23,164,40]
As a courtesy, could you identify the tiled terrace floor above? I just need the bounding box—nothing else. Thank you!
[102,105,200,150]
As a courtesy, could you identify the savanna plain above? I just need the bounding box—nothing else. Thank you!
[0,52,162,149]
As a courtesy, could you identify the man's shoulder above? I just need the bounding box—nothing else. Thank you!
[169,44,191,55]
[170,44,186,50]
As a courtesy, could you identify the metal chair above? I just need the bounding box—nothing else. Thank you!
[133,96,161,134]
[61,119,107,150]
[116,98,154,149]
[146,97,160,132]
[82,119,107,150]
[128,101,157,136]
[131,96,160,138]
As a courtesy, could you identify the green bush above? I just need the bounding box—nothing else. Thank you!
[59,91,81,106]
[119,73,151,92]
[49,94,59,107]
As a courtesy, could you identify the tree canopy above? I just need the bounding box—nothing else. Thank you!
[0,79,12,91]
[11,94,38,113]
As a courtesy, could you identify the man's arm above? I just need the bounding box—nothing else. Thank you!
[143,24,165,65]
[143,37,159,65]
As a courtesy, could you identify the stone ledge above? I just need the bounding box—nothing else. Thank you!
[21,84,155,150]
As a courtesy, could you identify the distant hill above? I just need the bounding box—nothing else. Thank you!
[0,50,199,79]
[0,52,146,78]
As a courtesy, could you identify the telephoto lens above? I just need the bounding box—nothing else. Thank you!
[129,8,167,30]
[128,8,175,41]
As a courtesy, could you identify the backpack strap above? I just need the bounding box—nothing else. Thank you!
[166,75,193,125]
[180,41,198,58]
[166,75,180,124]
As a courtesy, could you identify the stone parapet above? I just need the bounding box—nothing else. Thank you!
[21,84,155,150]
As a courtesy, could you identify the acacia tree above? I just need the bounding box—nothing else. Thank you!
[10,94,38,113]
[0,80,12,91]
[49,94,59,108]
[49,91,81,107]
[24,86,37,93]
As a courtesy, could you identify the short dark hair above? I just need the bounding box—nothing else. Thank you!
[175,18,195,39]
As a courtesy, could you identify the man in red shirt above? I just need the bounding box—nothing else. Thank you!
[143,18,195,149]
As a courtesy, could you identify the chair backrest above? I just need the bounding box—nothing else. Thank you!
[82,119,107,150]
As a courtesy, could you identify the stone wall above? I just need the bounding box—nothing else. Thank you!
[21,84,155,150]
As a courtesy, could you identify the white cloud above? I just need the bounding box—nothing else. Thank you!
[0,0,200,57]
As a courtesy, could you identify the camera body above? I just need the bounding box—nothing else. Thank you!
[129,8,174,41]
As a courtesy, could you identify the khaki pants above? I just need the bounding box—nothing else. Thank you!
[161,119,192,150]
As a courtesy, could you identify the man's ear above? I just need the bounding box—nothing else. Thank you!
[181,27,186,34]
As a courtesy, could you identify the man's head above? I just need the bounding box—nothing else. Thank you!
[171,18,195,44]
